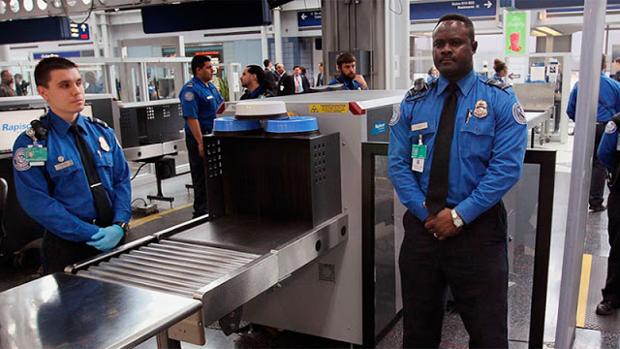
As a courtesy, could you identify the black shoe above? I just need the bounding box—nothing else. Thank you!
[589,205,606,213]
[596,300,617,316]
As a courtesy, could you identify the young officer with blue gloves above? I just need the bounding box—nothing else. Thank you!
[12,57,131,274]
[388,14,527,348]
[179,55,223,218]
[596,116,620,315]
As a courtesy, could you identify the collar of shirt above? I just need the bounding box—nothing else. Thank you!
[192,76,210,90]
[436,69,477,97]
[48,110,87,136]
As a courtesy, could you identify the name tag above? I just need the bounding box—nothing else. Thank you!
[207,95,214,100]
[411,122,428,132]
[411,144,426,173]
[54,159,74,171]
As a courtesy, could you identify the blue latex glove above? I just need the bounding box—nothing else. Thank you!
[87,225,124,251]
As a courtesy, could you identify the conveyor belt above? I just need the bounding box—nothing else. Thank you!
[78,239,261,298]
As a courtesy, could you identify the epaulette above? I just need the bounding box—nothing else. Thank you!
[85,115,109,128]
[405,78,435,101]
[485,78,511,91]
[186,82,194,88]
[612,113,620,129]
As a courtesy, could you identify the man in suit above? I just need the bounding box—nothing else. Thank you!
[263,59,278,95]
[315,62,325,87]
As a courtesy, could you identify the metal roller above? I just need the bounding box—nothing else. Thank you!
[102,260,215,285]
[89,264,205,290]
[139,246,249,266]
[160,240,259,260]
[110,256,224,280]
[77,269,197,297]
[149,243,256,263]
[130,250,243,271]
[118,253,230,275]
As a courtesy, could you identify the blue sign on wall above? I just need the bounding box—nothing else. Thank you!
[410,0,496,21]
[514,0,620,9]
[33,51,82,59]
[298,11,321,28]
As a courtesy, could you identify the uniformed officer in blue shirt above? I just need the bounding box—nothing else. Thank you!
[12,57,131,274]
[595,116,620,315]
[328,52,368,90]
[179,55,223,217]
[388,14,527,348]
[567,54,620,212]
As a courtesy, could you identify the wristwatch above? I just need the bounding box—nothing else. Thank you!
[451,209,464,228]
[115,222,130,235]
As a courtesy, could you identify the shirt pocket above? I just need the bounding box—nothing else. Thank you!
[459,116,495,162]
[95,151,114,188]
[47,157,85,197]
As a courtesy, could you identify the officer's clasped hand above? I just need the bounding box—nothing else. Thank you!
[424,208,461,240]
[87,225,124,251]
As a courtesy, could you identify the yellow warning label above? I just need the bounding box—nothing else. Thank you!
[308,104,349,113]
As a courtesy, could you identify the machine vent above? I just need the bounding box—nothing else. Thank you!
[313,142,327,184]
[205,139,223,178]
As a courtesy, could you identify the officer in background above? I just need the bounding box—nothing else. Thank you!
[388,14,527,348]
[12,57,131,274]
[567,54,620,212]
[596,116,620,315]
[328,52,368,90]
[240,64,274,100]
[179,55,223,218]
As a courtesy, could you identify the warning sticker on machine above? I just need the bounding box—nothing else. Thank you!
[308,104,349,113]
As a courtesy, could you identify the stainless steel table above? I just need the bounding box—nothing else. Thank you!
[0,273,201,349]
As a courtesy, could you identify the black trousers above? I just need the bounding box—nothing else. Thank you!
[590,122,607,208]
[41,232,100,275]
[186,134,208,217]
[399,204,508,349]
[604,189,620,303]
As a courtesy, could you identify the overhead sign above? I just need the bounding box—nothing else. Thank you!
[33,51,82,59]
[69,22,90,40]
[513,0,620,9]
[504,10,529,56]
[298,10,321,28]
[410,0,496,21]
[546,4,620,13]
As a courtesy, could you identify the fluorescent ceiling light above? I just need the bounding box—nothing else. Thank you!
[536,26,562,36]
[531,30,547,36]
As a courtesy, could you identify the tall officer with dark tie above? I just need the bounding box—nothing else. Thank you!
[596,116,620,315]
[388,14,527,348]
[12,57,131,274]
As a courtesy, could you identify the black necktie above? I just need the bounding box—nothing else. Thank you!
[426,83,458,216]
[70,123,114,227]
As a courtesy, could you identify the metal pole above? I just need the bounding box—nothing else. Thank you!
[260,25,269,62]
[556,1,607,348]
[273,7,283,64]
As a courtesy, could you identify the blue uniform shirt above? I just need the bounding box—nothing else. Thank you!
[179,77,224,134]
[567,73,620,123]
[598,120,620,171]
[12,111,132,242]
[388,70,528,224]
[328,75,363,90]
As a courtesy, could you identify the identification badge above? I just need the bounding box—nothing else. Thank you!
[54,159,74,171]
[411,144,426,173]
[99,136,110,152]
[24,146,47,166]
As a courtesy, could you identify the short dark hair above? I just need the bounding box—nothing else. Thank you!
[34,57,78,87]
[493,59,507,74]
[263,59,271,68]
[191,55,211,76]
[246,64,265,84]
[336,52,356,67]
[434,14,475,43]
[0,70,9,78]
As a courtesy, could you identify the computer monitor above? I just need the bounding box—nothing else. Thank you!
[0,108,46,153]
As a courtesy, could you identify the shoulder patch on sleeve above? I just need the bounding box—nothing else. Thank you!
[606,120,618,134]
[85,116,109,128]
[486,78,510,91]
[389,106,401,127]
[184,91,195,102]
[512,103,527,125]
[13,147,31,172]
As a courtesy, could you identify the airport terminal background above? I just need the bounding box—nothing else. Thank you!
[0,0,620,348]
